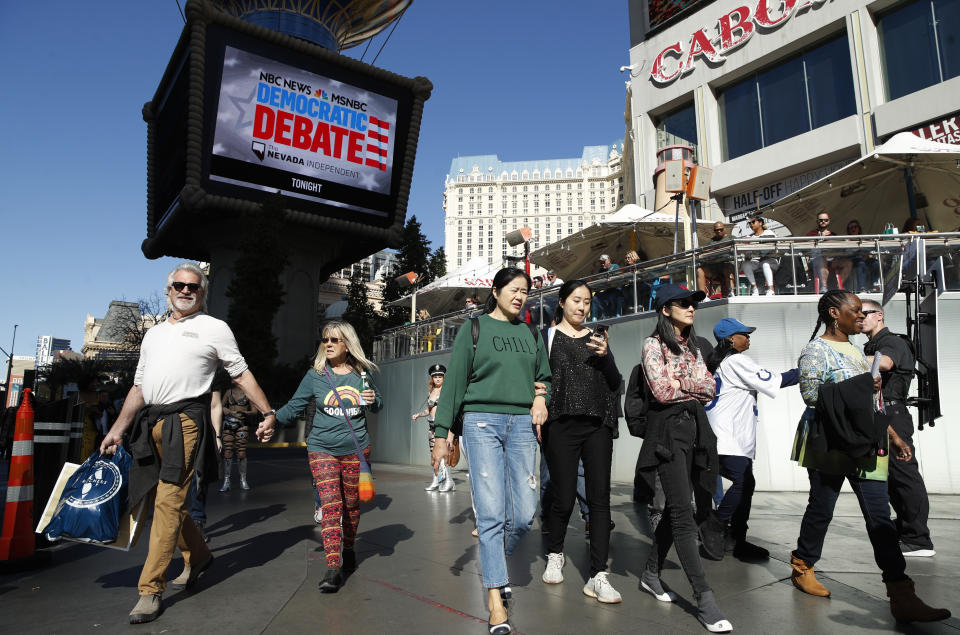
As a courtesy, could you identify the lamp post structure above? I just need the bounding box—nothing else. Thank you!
[2,324,18,408]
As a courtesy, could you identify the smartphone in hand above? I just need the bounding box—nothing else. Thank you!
[593,324,609,340]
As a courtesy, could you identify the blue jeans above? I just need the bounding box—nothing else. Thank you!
[795,469,906,582]
[462,411,539,589]
[188,472,208,526]
[714,455,755,541]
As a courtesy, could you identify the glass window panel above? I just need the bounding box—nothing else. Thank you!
[720,76,762,160]
[656,103,698,159]
[880,0,940,100]
[758,55,808,146]
[805,36,856,128]
[935,0,960,81]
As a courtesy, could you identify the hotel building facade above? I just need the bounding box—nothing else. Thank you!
[625,0,959,224]
[442,143,626,272]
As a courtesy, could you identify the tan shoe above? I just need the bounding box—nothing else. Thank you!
[129,594,162,624]
[790,552,830,597]
[169,554,214,591]
[886,578,951,623]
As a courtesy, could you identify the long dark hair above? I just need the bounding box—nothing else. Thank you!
[651,308,700,357]
[809,290,854,341]
[552,279,591,324]
[483,268,532,314]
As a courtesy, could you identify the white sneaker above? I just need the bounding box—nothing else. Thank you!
[438,475,455,492]
[314,507,322,524]
[750,286,759,296]
[583,571,622,604]
[542,552,565,584]
[901,546,935,557]
[765,289,775,296]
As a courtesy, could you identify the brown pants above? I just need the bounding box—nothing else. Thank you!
[137,413,211,595]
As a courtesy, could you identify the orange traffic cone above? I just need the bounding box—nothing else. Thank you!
[0,388,36,561]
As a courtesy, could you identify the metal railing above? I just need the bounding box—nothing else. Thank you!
[372,233,960,362]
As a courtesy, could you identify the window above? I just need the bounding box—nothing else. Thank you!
[880,0,960,100]
[719,34,855,160]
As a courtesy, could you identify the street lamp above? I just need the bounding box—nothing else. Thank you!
[2,324,18,408]
[395,271,420,323]
[505,226,533,274]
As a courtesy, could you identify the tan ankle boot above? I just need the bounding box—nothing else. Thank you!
[886,578,951,623]
[790,552,830,597]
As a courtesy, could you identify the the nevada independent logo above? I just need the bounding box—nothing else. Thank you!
[252,141,266,161]
[65,460,123,509]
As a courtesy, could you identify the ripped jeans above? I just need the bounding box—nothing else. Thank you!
[462,411,539,588]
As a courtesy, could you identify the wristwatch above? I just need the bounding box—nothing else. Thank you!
[262,409,276,418]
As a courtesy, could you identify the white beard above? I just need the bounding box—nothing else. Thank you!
[173,297,197,311]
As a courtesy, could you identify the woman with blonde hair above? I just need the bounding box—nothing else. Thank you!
[412,364,455,492]
[276,320,382,593]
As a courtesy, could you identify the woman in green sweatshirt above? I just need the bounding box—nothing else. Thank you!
[275,320,382,594]
[431,268,551,635]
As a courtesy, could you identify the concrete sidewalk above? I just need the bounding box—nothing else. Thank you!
[1,448,957,634]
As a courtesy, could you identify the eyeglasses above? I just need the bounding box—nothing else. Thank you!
[817,218,830,223]
[670,299,698,309]
[862,310,881,316]
[170,282,201,293]
[847,225,861,231]
[321,337,342,344]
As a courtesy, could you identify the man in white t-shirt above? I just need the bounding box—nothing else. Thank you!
[699,318,798,562]
[100,263,276,625]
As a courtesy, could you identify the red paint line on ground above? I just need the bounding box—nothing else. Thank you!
[361,575,489,625]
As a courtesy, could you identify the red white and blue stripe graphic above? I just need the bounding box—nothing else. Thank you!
[366,117,390,171]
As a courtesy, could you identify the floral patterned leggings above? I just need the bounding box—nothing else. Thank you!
[308,447,371,568]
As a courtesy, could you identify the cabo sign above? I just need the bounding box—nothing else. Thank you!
[650,0,827,85]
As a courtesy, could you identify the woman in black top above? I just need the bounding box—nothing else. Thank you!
[540,280,623,603]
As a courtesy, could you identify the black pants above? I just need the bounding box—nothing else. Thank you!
[714,455,755,541]
[644,413,711,594]
[882,404,933,549]
[795,468,907,582]
[543,415,613,576]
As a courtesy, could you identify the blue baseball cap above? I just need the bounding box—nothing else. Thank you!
[713,318,757,340]
[653,283,706,311]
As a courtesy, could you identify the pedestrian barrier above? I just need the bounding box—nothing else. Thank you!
[32,421,72,540]
[0,389,36,561]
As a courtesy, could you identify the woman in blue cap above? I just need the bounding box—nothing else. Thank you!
[698,318,798,562]
[635,283,731,633]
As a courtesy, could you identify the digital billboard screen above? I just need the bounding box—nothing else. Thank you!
[649,0,711,30]
[202,25,414,225]
[143,7,431,260]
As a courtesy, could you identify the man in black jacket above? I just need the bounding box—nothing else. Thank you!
[861,299,935,557]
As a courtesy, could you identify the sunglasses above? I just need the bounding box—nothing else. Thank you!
[170,281,201,293]
[862,310,881,316]
[670,299,698,309]
[848,225,861,231]
[817,218,831,223]
[321,337,342,344]
[734,332,751,338]
[714,227,725,232]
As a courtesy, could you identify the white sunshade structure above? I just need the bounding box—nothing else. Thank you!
[529,203,718,281]
[764,133,960,235]
[389,257,500,316]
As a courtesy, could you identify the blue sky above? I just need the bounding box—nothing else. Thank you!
[0,1,629,358]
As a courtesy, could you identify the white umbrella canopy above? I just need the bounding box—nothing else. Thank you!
[529,203,716,281]
[765,133,960,236]
[390,257,500,316]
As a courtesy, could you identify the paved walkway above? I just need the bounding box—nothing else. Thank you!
[1,448,957,634]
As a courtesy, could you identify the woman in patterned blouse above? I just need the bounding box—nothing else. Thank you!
[637,283,731,633]
[789,290,949,624]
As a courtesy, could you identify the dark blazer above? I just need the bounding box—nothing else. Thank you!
[813,373,884,458]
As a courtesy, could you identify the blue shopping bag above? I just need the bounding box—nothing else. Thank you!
[44,446,132,544]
